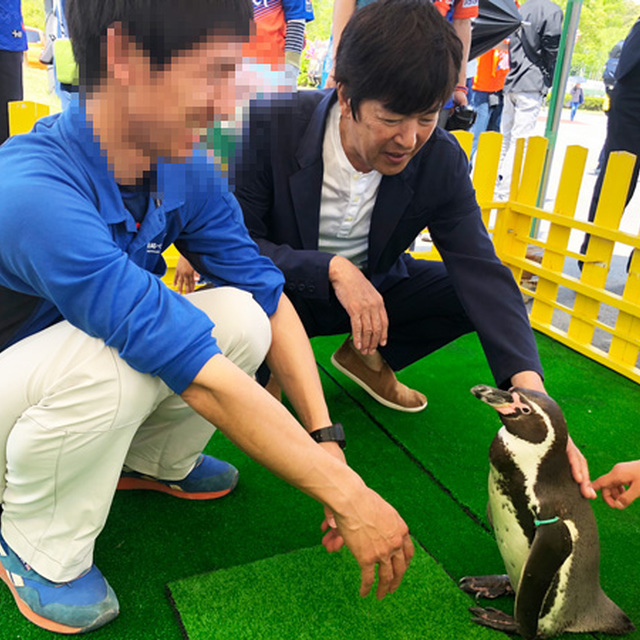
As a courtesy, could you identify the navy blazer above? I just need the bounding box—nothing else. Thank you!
[235,89,542,385]
[616,19,640,82]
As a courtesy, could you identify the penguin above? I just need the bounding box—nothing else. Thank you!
[459,385,634,639]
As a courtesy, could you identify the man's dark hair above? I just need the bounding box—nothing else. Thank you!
[66,0,253,89]
[334,0,462,118]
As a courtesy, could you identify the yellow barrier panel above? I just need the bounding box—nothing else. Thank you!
[409,129,481,262]
[530,145,588,328]
[8,101,50,136]
[568,151,635,346]
[496,144,640,385]
[450,130,473,159]
[162,244,180,290]
[409,128,640,386]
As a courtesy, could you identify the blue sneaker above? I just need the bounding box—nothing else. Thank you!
[117,454,238,500]
[0,533,119,634]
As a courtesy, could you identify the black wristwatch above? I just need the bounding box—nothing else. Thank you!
[309,423,346,450]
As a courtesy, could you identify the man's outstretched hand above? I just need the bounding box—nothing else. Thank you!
[322,486,414,599]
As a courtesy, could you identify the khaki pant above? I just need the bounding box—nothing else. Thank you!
[0,287,271,582]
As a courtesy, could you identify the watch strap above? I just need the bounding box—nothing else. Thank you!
[309,423,346,449]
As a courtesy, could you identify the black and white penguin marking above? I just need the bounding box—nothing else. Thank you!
[460,385,634,639]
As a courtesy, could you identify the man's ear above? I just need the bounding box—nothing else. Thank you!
[336,83,352,120]
[106,22,146,86]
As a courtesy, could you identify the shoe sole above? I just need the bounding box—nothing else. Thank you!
[117,473,238,500]
[0,561,117,634]
[331,354,428,413]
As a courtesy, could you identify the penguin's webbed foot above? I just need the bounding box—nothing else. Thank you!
[469,606,519,634]
[459,574,515,599]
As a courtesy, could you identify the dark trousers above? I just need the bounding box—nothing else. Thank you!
[580,67,640,257]
[0,50,24,145]
[289,257,474,372]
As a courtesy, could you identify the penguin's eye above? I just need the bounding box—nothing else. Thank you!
[521,406,532,415]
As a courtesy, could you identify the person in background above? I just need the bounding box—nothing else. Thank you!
[0,0,27,145]
[496,0,562,199]
[325,0,477,116]
[470,42,510,158]
[579,18,640,264]
[252,0,314,90]
[594,40,625,174]
[42,0,77,110]
[432,0,478,126]
[569,81,584,121]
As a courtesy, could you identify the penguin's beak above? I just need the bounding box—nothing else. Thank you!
[470,385,514,409]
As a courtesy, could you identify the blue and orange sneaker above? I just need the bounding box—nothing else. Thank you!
[117,454,238,500]
[0,533,119,634]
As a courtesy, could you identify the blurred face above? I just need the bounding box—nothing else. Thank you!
[337,85,439,175]
[114,29,247,162]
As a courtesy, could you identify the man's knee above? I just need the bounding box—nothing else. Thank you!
[186,287,272,376]
[0,322,168,435]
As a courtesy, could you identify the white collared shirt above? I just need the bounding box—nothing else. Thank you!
[318,103,382,270]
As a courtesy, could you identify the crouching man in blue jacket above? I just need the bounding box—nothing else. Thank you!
[0,0,413,633]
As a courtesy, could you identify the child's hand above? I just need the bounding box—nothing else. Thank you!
[592,460,640,509]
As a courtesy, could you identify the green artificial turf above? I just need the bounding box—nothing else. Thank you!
[167,543,499,640]
[0,331,638,640]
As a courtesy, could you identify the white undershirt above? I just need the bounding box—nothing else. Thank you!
[318,103,382,271]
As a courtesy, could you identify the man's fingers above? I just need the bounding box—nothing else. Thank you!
[375,559,394,600]
[350,315,363,351]
[388,551,408,594]
[379,308,389,348]
[567,442,583,483]
[567,439,596,499]
[403,535,415,565]
[322,528,345,552]
[359,564,376,598]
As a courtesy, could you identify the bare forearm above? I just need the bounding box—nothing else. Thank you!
[331,0,357,57]
[452,18,471,86]
[182,354,362,510]
[266,293,332,430]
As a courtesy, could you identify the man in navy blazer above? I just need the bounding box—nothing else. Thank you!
[235,0,545,413]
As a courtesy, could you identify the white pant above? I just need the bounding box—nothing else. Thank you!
[496,91,544,199]
[0,287,271,582]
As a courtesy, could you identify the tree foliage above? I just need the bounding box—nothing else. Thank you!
[554,0,640,79]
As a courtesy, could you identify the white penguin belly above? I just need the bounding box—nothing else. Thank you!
[489,465,530,590]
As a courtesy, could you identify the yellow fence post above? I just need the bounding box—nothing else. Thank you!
[450,130,473,159]
[494,137,548,284]
[472,131,502,229]
[8,101,50,136]
[530,145,588,329]
[568,151,636,346]
[609,237,640,367]
[162,244,181,290]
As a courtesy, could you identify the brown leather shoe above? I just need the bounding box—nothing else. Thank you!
[331,338,427,412]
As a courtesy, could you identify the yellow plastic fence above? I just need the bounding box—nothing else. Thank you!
[8,101,50,135]
[416,130,640,385]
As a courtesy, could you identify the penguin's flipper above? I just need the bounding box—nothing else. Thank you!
[459,574,514,599]
[469,606,518,633]
[514,519,573,640]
